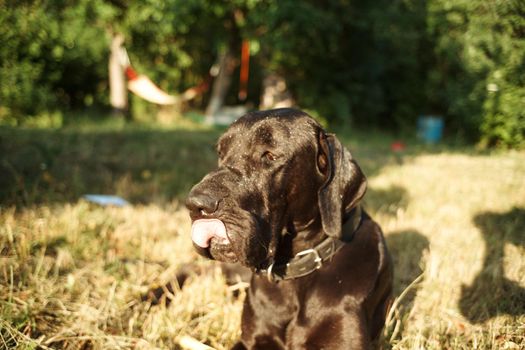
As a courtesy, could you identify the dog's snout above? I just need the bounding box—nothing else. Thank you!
[186,190,220,217]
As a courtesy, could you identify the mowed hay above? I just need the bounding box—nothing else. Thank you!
[0,203,242,349]
[1,151,524,349]
[370,152,525,349]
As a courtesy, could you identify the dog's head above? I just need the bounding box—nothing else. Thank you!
[185,108,366,269]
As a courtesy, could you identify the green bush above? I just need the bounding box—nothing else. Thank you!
[1,0,523,148]
[424,0,525,147]
[480,87,525,149]
[0,1,115,123]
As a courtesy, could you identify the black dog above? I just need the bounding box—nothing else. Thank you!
[186,108,393,349]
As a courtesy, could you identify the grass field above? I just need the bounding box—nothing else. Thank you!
[1,117,524,349]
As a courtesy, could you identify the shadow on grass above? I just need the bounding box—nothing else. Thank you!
[365,185,409,217]
[386,230,429,306]
[1,117,466,208]
[382,229,429,346]
[459,207,525,323]
[0,127,223,206]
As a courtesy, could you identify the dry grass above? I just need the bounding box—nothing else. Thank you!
[1,202,243,349]
[1,127,524,349]
[370,152,525,349]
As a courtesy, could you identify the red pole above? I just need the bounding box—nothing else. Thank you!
[238,40,250,101]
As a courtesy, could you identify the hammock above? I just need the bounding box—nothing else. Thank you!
[125,65,177,105]
[117,46,209,105]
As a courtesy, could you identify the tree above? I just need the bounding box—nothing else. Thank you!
[1,0,523,148]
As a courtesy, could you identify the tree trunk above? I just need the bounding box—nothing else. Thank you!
[205,47,237,123]
[109,33,128,117]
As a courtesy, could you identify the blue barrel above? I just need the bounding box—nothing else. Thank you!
[417,116,443,144]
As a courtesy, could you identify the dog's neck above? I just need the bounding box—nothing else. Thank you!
[279,206,360,261]
[260,206,363,282]
[288,216,326,256]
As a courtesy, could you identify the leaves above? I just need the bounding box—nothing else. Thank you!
[1,0,523,147]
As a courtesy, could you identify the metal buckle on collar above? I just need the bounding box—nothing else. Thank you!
[295,248,323,270]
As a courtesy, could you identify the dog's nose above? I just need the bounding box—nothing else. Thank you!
[186,190,220,216]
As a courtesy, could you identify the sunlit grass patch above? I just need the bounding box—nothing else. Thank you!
[0,201,244,349]
[370,152,525,349]
[1,122,524,349]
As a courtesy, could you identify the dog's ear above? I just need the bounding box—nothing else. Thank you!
[317,131,367,238]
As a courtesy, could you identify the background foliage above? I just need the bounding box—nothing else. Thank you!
[1,0,524,147]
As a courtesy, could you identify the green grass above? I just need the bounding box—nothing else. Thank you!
[1,116,524,349]
[0,118,222,205]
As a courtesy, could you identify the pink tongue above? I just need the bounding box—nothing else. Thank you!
[191,219,228,248]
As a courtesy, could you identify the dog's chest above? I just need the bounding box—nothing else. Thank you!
[250,278,353,337]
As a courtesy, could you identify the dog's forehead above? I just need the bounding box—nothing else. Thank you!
[219,112,317,151]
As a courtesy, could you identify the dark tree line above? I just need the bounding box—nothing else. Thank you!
[1,0,523,147]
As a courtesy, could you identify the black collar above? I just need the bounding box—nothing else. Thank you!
[259,205,363,282]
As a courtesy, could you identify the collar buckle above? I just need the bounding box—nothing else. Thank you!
[260,205,363,282]
[295,248,322,270]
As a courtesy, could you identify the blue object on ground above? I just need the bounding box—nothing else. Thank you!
[417,116,444,144]
[83,194,130,207]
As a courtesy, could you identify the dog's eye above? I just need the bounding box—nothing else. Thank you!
[262,151,277,162]
[217,148,224,159]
